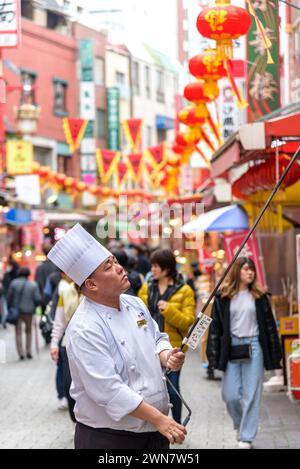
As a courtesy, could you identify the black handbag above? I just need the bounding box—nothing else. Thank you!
[229,344,252,361]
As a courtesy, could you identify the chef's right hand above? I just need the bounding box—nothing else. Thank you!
[154,414,187,445]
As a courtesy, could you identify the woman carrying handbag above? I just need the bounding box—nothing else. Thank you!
[207,257,282,449]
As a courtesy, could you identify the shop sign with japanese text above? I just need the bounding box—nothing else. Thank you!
[107,87,120,151]
[0,0,21,48]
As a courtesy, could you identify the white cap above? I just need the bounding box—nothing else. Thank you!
[47,224,111,286]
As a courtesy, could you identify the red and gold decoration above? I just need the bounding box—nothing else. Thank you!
[122,119,143,152]
[196,0,251,60]
[63,118,88,153]
[96,149,120,184]
[127,153,143,183]
[146,143,168,174]
[232,154,300,198]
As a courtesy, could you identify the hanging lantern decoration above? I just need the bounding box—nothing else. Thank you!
[64,177,76,193]
[32,161,40,175]
[89,185,102,196]
[232,154,300,198]
[38,166,51,180]
[55,173,66,187]
[189,49,227,100]
[184,80,219,105]
[76,181,87,193]
[178,106,206,127]
[189,50,227,81]
[196,0,252,60]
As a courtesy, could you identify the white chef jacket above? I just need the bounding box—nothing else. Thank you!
[65,294,172,432]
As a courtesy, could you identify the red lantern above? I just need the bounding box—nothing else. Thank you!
[76,181,87,193]
[32,162,40,174]
[64,177,76,190]
[197,0,251,60]
[89,185,102,196]
[38,166,51,179]
[55,173,66,186]
[178,107,206,127]
[189,50,227,81]
[172,143,186,155]
[184,81,219,103]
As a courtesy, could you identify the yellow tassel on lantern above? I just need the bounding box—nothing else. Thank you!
[203,80,220,100]
[194,103,209,119]
[224,59,248,109]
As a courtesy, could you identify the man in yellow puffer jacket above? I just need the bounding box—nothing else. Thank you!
[139,249,195,423]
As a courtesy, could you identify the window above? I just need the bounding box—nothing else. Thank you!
[96,109,106,139]
[133,62,140,95]
[21,0,34,20]
[53,78,68,116]
[47,11,67,30]
[95,57,105,86]
[116,71,125,86]
[145,66,151,99]
[156,70,165,103]
[20,70,37,105]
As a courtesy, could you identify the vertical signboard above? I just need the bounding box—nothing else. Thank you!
[0,0,21,48]
[79,39,97,183]
[107,87,120,151]
[297,235,300,340]
[247,0,280,122]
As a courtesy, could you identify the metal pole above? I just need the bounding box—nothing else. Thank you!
[181,144,300,349]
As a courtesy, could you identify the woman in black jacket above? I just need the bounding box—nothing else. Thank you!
[207,257,282,449]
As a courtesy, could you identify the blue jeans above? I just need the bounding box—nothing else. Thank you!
[167,370,182,424]
[221,336,264,443]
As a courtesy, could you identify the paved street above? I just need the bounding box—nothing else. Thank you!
[1,323,300,449]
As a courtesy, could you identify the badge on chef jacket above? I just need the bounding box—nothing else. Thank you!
[137,311,147,328]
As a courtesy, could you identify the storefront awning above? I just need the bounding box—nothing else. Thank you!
[181,205,249,233]
[211,107,300,178]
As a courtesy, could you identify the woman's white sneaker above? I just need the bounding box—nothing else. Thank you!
[238,441,252,449]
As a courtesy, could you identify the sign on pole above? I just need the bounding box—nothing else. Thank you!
[0,0,21,49]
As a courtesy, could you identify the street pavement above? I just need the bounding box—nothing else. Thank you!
[1,323,300,449]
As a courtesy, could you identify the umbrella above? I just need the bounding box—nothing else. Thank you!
[181,204,249,234]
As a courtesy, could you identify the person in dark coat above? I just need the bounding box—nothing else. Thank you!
[207,257,282,449]
[35,244,59,312]
[8,268,42,360]
[1,258,20,327]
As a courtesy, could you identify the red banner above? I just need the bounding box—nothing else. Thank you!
[127,153,143,182]
[117,160,129,187]
[63,118,88,153]
[123,119,143,152]
[146,143,167,173]
[96,149,120,183]
[223,232,266,288]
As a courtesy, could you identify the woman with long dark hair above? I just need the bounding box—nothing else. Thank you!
[139,249,195,424]
[207,257,282,449]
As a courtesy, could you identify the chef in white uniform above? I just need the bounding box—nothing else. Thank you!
[48,224,187,449]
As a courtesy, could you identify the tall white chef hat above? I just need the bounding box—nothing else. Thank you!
[47,223,111,286]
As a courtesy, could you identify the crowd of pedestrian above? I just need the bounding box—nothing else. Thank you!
[0,228,282,450]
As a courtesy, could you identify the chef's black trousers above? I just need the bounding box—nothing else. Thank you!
[75,422,169,449]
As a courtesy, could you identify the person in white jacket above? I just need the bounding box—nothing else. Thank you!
[48,224,187,449]
[50,276,81,420]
